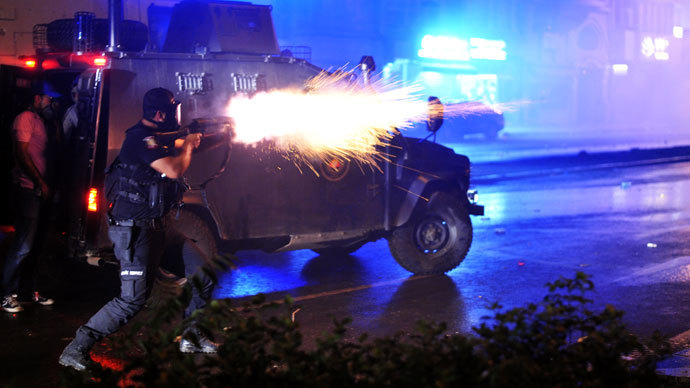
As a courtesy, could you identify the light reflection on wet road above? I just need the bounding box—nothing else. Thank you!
[213,161,690,343]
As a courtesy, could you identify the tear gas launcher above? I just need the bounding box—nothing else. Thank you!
[154,117,235,151]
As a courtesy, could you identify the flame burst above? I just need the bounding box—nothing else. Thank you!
[225,70,514,174]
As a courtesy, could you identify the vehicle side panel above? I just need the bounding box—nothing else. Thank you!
[106,55,386,241]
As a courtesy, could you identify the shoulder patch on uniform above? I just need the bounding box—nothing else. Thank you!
[143,136,158,149]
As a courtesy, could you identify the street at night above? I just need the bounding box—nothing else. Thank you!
[3,0,690,385]
[221,152,690,342]
[5,144,690,386]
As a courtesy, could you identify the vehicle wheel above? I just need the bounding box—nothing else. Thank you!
[312,241,366,256]
[388,192,472,275]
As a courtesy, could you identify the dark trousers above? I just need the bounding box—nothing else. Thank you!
[73,222,215,348]
[2,187,46,297]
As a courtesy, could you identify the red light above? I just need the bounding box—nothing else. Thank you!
[93,57,108,67]
[41,58,60,70]
[87,188,98,212]
[24,59,37,68]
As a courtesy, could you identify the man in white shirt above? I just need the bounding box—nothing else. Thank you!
[1,84,59,312]
[62,84,78,144]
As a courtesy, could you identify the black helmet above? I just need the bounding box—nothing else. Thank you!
[142,88,180,129]
[143,88,177,116]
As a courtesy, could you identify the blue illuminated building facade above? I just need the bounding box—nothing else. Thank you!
[260,0,689,130]
[2,0,686,129]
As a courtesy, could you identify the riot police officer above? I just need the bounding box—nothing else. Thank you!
[59,88,217,371]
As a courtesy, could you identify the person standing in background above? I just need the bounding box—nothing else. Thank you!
[1,83,59,313]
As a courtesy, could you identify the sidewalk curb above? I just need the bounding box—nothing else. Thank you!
[650,329,690,379]
[657,367,690,378]
[472,149,690,184]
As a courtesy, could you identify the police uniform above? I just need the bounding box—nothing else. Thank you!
[60,96,215,366]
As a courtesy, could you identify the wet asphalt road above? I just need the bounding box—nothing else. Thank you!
[4,153,690,386]
[218,159,690,344]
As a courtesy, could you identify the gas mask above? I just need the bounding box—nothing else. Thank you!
[158,101,181,131]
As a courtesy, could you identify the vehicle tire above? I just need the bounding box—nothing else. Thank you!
[312,241,366,256]
[46,19,148,52]
[388,192,472,275]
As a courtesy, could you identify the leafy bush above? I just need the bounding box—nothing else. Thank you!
[60,271,672,387]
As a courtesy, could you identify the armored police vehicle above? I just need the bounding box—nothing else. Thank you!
[0,0,483,275]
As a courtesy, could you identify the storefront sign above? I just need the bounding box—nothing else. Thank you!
[418,35,506,61]
[641,37,669,61]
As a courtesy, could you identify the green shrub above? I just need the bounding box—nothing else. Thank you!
[60,271,671,387]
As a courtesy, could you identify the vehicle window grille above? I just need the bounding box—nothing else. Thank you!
[280,46,311,62]
[176,72,213,95]
[230,73,266,94]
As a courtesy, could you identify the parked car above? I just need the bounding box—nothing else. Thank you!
[445,101,505,140]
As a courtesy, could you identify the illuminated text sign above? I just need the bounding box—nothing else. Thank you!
[641,37,669,61]
[418,35,506,61]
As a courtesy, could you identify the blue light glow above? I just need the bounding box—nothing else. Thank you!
[418,35,506,61]
[455,74,499,105]
[418,35,470,61]
[469,38,507,61]
[213,265,309,299]
[420,71,443,87]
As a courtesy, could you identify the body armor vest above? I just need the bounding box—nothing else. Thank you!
[105,158,185,220]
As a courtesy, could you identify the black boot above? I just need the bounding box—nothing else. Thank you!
[179,336,219,353]
[58,339,94,371]
[179,328,219,354]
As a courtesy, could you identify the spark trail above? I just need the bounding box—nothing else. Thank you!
[225,70,516,173]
